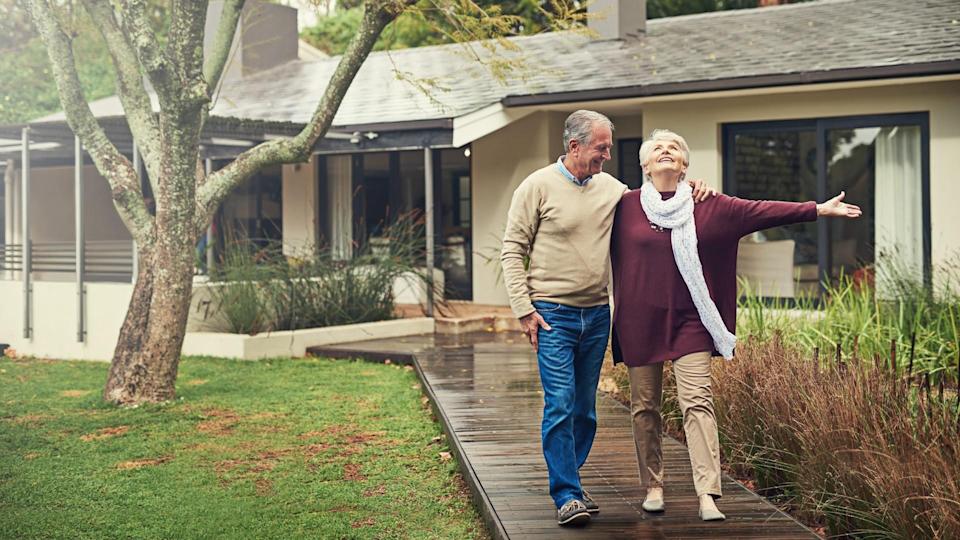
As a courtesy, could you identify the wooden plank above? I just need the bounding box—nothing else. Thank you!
[308,333,816,539]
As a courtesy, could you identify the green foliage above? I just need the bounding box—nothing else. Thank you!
[0,26,116,124]
[647,0,811,19]
[737,259,960,379]
[0,355,486,539]
[206,213,432,334]
[301,0,575,56]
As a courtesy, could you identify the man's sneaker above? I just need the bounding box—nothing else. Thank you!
[582,490,600,514]
[557,499,591,526]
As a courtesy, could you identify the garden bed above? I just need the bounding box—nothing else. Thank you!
[182,317,435,360]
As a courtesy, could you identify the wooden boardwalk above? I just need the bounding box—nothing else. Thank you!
[310,332,816,539]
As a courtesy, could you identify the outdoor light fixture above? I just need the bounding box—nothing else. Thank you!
[463,147,471,158]
[208,137,255,147]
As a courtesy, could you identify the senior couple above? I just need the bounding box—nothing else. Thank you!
[500,110,861,527]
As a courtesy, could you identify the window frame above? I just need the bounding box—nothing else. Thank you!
[722,112,931,295]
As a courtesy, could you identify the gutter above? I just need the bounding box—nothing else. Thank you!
[501,60,960,107]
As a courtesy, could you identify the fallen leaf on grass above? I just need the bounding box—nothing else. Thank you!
[60,390,90,398]
[80,426,130,441]
[24,452,40,460]
[343,463,366,481]
[116,456,172,470]
[255,478,273,496]
[351,517,376,529]
[363,484,387,497]
[439,451,452,462]
[185,379,208,386]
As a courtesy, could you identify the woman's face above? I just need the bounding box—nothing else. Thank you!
[643,138,687,179]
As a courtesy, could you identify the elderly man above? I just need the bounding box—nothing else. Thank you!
[500,110,712,526]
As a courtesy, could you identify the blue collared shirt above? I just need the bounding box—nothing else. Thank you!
[556,156,592,186]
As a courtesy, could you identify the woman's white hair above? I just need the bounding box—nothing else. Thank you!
[638,129,690,182]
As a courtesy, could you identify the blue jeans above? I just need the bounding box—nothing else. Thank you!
[533,301,610,508]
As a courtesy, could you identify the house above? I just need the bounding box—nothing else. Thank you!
[1,0,958,360]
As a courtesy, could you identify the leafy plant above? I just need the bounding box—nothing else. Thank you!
[205,212,434,334]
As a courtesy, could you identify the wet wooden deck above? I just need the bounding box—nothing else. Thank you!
[309,332,816,539]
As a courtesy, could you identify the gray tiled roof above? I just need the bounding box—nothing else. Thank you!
[39,0,960,127]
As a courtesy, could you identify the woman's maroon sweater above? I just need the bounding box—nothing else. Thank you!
[611,190,817,366]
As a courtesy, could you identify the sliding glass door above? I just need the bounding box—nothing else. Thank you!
[723,113,929,298]
[319,148,473,300]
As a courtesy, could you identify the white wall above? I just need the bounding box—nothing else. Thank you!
[0,280,133,361]
[640,79,960,279]
[27,165,132,243]
[281,156,318,256]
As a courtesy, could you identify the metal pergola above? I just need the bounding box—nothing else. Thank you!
[0,115,452,342]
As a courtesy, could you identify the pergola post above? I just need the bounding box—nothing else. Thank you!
[205,157,214,274]
[75,136,86,342]
[423,147,435,317]
[131,142,140,283]
[21,127,31,339]
[3,160,15,280]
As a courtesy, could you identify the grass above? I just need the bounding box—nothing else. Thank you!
[0,355,487,540]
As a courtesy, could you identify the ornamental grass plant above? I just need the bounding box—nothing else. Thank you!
[601,258,960,538]
[205,212,433,334]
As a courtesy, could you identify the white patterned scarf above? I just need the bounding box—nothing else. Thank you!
[639,181,736,359]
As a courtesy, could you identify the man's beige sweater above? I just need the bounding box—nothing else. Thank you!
[500,164,628,319]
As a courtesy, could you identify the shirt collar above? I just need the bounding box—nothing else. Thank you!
[556,156,591,186]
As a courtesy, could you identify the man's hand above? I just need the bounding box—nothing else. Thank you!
[519,311,552,352]
[687,178,717,203]
[817,191,862,218]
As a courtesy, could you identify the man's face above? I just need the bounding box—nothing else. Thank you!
[570,125,613,177]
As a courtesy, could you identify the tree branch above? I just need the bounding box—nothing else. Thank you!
[114,0,169,95]
[80,0,162,195]
[163,0,212,112]
[194,0,415,235]
[203,0,245,93]
[27,0,154,245]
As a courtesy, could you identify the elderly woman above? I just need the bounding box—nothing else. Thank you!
[610,129,860,521]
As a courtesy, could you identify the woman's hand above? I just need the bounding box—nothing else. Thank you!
[687,178,717,203]
[817,191,862,218]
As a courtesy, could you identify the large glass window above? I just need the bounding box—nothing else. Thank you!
[617,138,643,189]
[437,148,472,300]
[322,147,473,300]
[723,113,929,298]
[216,163,283,249]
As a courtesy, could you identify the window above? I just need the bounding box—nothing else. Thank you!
[723,113,929,298]
[216,163,283,250]
[321,147,473,299]
[617,138,643,189]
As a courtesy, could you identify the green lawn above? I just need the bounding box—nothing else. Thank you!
[0,355,488,540]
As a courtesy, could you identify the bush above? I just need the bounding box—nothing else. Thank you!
[601,260,960,537]
[205,213,431,334]
[710,338,960,539]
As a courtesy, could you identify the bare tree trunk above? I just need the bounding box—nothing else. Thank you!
[103,230,195,404]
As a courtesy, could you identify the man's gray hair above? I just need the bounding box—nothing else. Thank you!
[563,110,614,151]
[638,129,690,181]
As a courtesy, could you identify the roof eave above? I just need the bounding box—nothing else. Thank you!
[501,60,960,107]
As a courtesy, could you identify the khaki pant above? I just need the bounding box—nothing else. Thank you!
[628,351,722,497]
